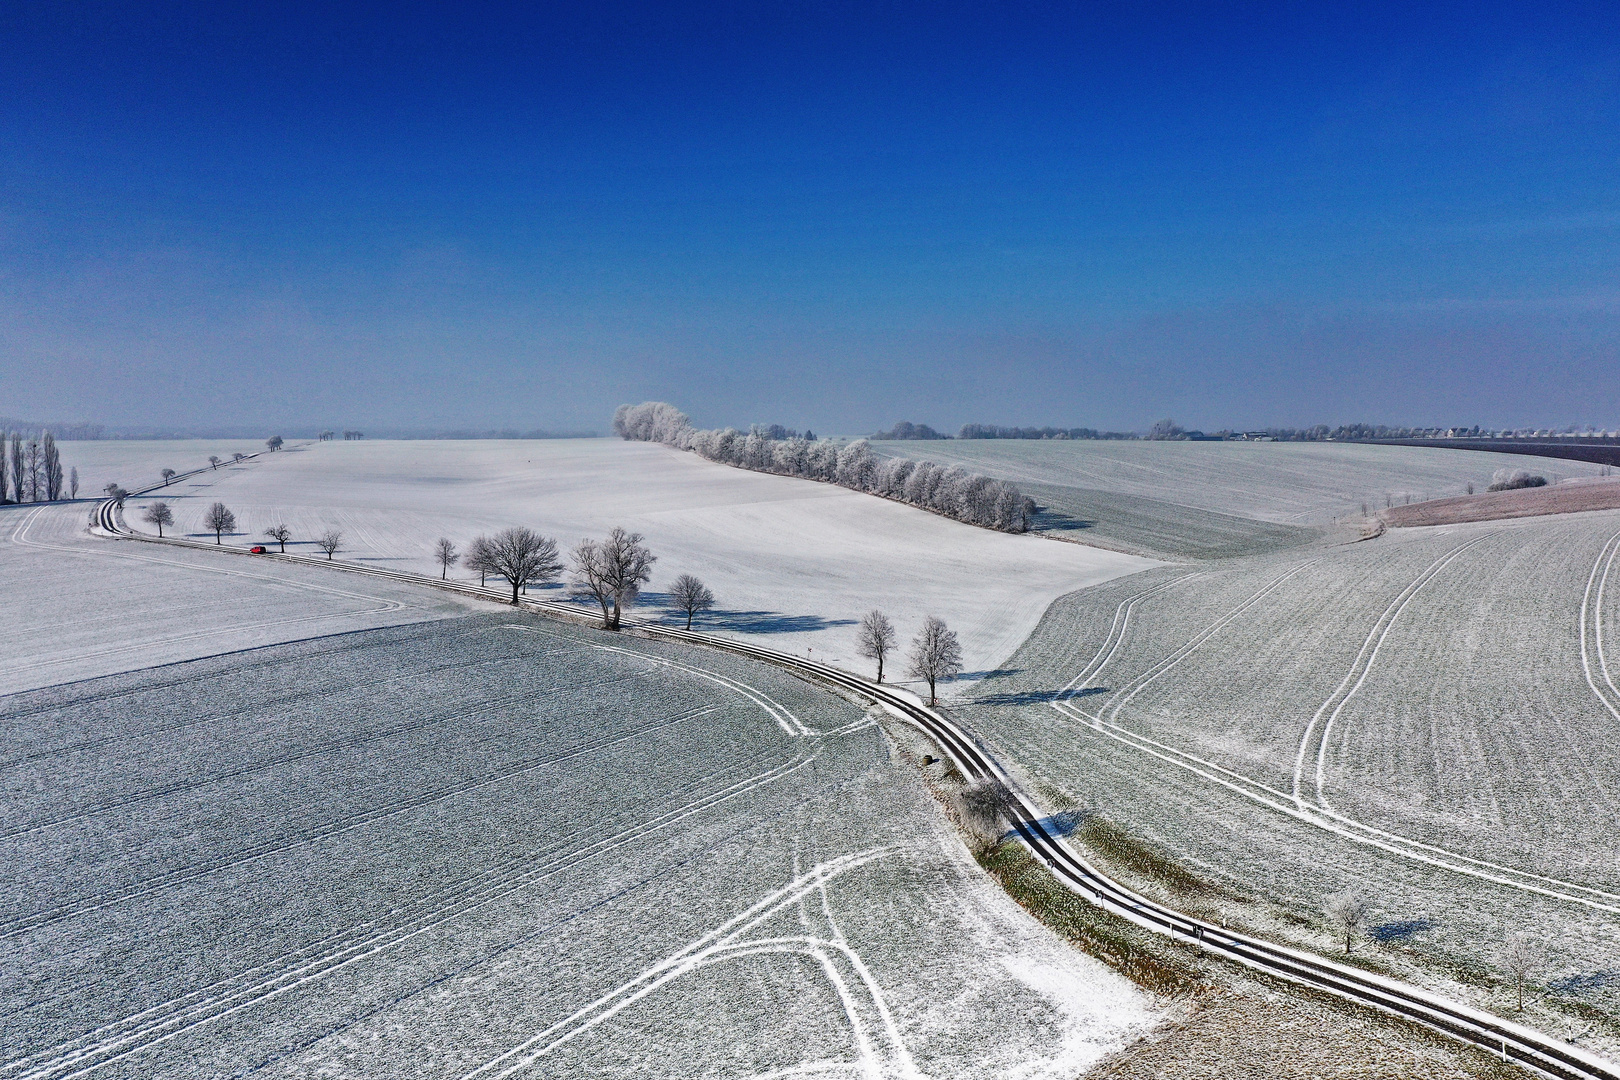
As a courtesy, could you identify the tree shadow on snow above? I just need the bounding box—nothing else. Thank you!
[1549,970,1620,996]
[1368,919,1436,943]
[974,686,1106,707]
[1033,508,1095,532]
[636,595,857,634]
[692,609,857,634]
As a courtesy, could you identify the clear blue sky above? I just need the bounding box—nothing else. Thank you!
[3,2,1617,434]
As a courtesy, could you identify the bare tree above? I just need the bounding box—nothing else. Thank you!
[1325,889,1369,954]
[954,777,1014,850]
[907,616,963,705]
[160,468,176,486]
[142,501,175,537]
[316,529,342,560]
[264,524,292,553]
[8,433,22,503]
[856,609,897,682]
[203,502,236,544]
[209,455,221,470]
[433,537,460,580]
[266,435,284,452]
[464,535,494,587]
[21,434,41,502]
[571,527,656,629]
[42,432,62,500]
[1502,932,1547,1012]
[484,526,563,603]
[668,573,715,629]
[69,466,79,500]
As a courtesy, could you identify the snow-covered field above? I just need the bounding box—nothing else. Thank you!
[113,439,1156,682]
[960,509,1620,1049]
[870,439,1606,558]
[49,439,273,500]
[873,439,1606,524]
[0,615,1154,1079]
[0,499,470,695]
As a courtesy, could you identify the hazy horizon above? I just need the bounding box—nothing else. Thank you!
[5,4,1617,434]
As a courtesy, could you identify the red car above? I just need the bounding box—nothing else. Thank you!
[249,545,267,554]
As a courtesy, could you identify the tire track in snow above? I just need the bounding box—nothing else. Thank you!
[455,848,918,1080]
[1047,535,1620,911]
[3,759,811,1080]
[1580,527,1620,723]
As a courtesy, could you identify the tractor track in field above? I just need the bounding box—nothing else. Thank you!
[1046,537,1620,911]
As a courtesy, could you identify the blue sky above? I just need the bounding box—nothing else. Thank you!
[3,2,1617,434]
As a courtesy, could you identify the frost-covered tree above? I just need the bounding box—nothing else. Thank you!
[203,502,236,544]
[209,455,221,470]
[1502,932,1546,1012]
[316,528,343,560]
[264,524,292,552]
[856,610,897,682]
[142,501,174,537]
[835,439,876,491]
[907,616,963,705]
[612,402,691,444]
[875,457,914,498]
[266,435,284,452]
[233,452,246,463]
[464,535,494,587]
[571,527,656,629]
[668,573,715,629]
[69,465,78,500]
[1324,889,1369,954]
[433,537,460,580]
[954,778,1013,850]
[484,526,563,603]
[160,468,177,486]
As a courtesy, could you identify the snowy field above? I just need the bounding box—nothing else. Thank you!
[870,439,1605,558]
[0,499,470,695]
[0,615,1153,1079]
[48,439,273,500]
[111,439,1156,682]
[959,509,1620,1048]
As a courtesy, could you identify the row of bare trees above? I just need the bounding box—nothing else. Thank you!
[856,609,962,704]
[436,526,697,631]
[613,402,1038,533]
[1,431,74,504]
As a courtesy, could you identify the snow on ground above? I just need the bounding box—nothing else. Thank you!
[115,439,1157,685]
[47,439,273,500]
[0,499,472,695]
[871,439,1606,526]
[960,510,1620,1054]
[0,615,1157,1079]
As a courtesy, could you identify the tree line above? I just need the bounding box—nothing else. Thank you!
[1,431,77,503]
[612,402,1038,533]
